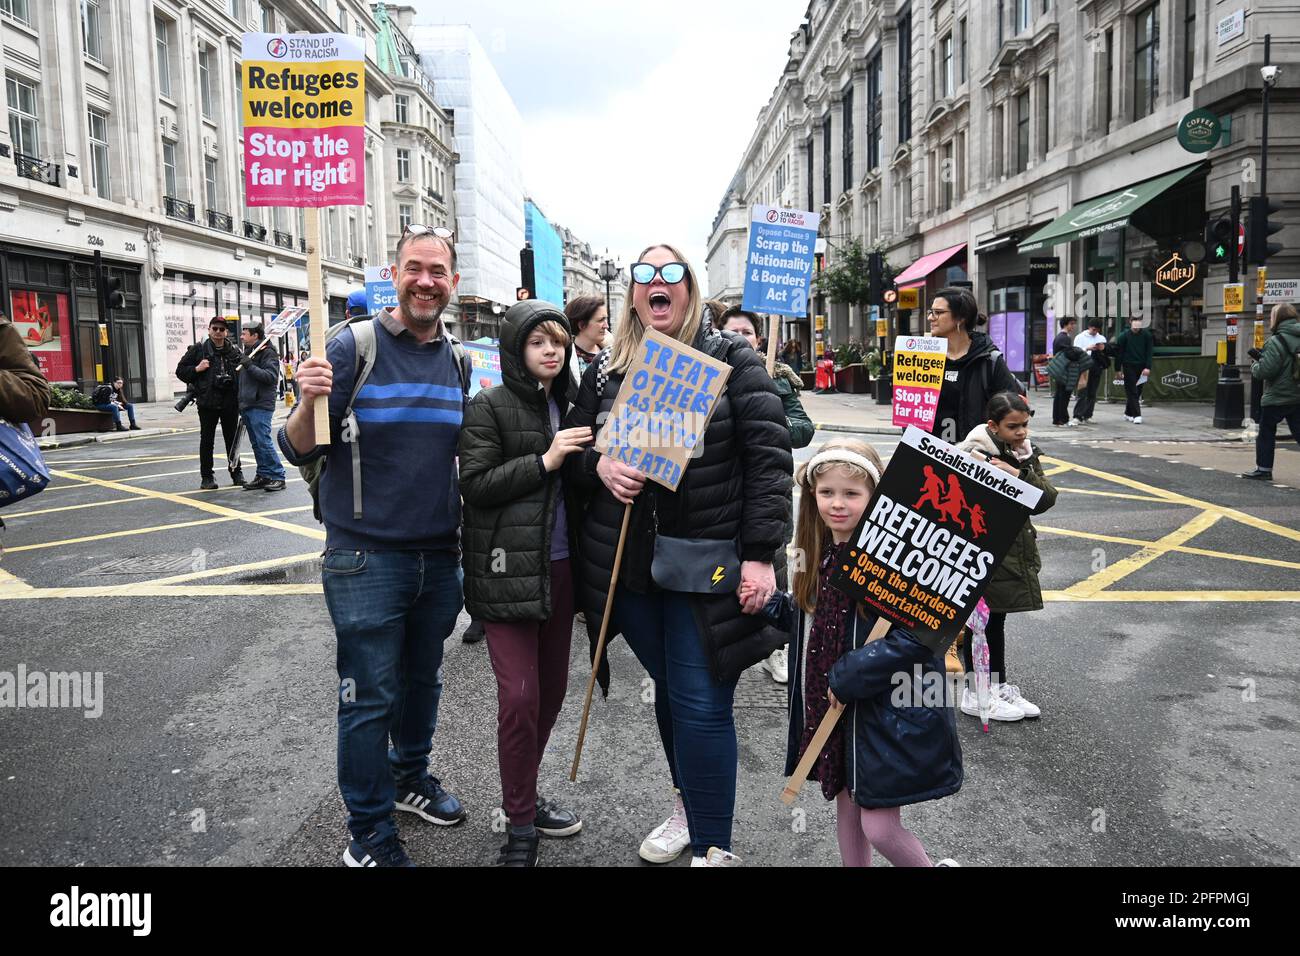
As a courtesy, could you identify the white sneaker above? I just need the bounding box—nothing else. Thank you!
[761,646,789,684]
[997,682,1040,718]
[935,858,961,867]
[1132,416,1143,424]
[960,686,1024,722]
[638,795,691,863]
[1071,418,1086,426]
[690,847,741,867]
[1124,415,1134,422]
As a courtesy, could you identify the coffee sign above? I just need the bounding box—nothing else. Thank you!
[1177,109,1222,153]
[1155,253,1197,294]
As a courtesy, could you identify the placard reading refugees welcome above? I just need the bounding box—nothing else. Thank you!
[465,342,503,398]
[241,32,365,206]
[891,335,947,430]
[830,426,1042,651]
[593,328,732,491]
[741,205,820,318]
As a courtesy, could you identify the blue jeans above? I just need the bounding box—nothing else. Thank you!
[95,402,136,427]
[240,407,285,480]
[1256,403,1300,470]
[322,549,464,839]
[612,586,739,856]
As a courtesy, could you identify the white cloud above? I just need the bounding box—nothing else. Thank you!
[409,0,800,282]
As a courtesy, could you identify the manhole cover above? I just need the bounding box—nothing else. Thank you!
[84,554,203,575]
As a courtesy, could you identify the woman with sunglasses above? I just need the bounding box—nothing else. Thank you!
[565,244,793,866]
[925,287,1022,445]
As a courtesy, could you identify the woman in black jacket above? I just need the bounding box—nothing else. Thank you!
[459,300,593,866]
[565,244,793,866]
[927,287,1023,444]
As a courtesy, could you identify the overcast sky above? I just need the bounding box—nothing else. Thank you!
[407,0,803,283]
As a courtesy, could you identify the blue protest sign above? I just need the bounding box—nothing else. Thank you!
[740,205,821,318]
[464,341,502,398]
[364,265,398,315]
[593,327,733,491]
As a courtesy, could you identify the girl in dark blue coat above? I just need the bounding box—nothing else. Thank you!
[784,438,963,866]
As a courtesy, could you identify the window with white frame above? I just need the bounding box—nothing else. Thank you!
[1016,0,1032,34]
[0,1,32,27]
[155,17,172,97]
[234,62,243,131]
[199,48,215,118]
[162,141,178,197]
[82,0,102,60]
[941,33,954,98]
[261,5,274,32]
[395,95,409,124]
[6,75,39,157]
[399,203,413,231]
[1134,3,1160,120]
[88,108,110,199]
[228,0,243,22]
[204,156,219,212]
[396,148,411,182]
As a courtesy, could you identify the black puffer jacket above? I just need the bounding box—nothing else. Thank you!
[565,311,794,689]
[935,332,1022,441]
[459,300,581,622]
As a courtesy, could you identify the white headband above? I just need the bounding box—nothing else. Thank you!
[804,449,882,486]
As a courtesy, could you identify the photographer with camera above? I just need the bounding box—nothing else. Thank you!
[176,317,246,490]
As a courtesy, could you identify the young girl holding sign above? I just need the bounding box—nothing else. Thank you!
[956,391,1059,721]
[458,301,593,867]
[782,437,962,867]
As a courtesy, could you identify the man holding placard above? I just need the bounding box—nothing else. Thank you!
[565,244,792,867]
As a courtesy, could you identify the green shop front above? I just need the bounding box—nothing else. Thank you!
[1016,160,1215,402]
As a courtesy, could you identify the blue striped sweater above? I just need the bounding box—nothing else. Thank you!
[278,319,464,552]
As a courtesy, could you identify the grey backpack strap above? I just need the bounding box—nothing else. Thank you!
[344,319,378,519]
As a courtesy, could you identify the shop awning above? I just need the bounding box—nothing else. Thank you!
[893,242,968,286]
[1016,162,1206,254]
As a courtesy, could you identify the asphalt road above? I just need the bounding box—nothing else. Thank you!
[1,427,1296,866]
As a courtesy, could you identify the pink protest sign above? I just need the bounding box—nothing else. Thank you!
[891,335,947,431]
[241,33,365,207]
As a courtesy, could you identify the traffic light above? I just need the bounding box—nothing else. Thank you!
[868,251,883,306]
[1206,215,1233,264]
[1247,195,1283,264]
[104,276,126,310]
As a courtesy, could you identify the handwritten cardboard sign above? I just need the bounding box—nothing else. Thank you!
[593,327,732,491]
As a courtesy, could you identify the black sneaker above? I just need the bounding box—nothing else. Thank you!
[497,829,540,867]
[262,479,286,492]
[534,796,582,837]
[242,475,271,491]
[230,471,247,487]
[394,776,467,826]
[200,476,218,490]
[1241,469,1274,480]
[342,829,414,868]
[461,619,486,644]
[129,424,142,431]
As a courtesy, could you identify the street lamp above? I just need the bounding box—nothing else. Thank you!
[599,255,619,329]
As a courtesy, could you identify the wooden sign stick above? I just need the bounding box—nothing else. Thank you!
[570,501,634,781]
[766,315,780,376]
[780,616,890,805]
[304,206,330,446]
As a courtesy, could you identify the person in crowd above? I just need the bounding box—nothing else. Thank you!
[565,244,792,867]
[459,300,591,866]
[1114,317,1154,424]
[177,317,246,490]
[719,305,815,685]
[346,288,368,320]
[237,324,286,492]
[814,345,837,394]
[956,391,1058,721]
[782,339,805,374]
[1048,316,1086,427]
[279,225,471,867]
[926,288,1023,444]
[0,309,51,424]
[1242,302,1300,481]
[784,437,961,867]
[92,377,140,431]
[564,295,609,385]
[1071,319,1108,425]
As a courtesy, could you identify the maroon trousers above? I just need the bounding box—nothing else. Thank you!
[484,558,575,826]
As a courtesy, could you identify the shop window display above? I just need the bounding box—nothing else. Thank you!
[11,289,73,382]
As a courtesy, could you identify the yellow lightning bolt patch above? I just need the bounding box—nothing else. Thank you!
[712,566,725,587]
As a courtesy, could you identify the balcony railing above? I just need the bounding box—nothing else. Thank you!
[243,221,267,242]
[298,238,307,253]
[164,195,195,222]
[15,153,61,186]
[207,210,233,232]
[274,230,294,249]
[430,189,445,204]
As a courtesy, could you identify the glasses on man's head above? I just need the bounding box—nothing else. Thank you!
[630,261,688,285]
[401,223,455,242]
